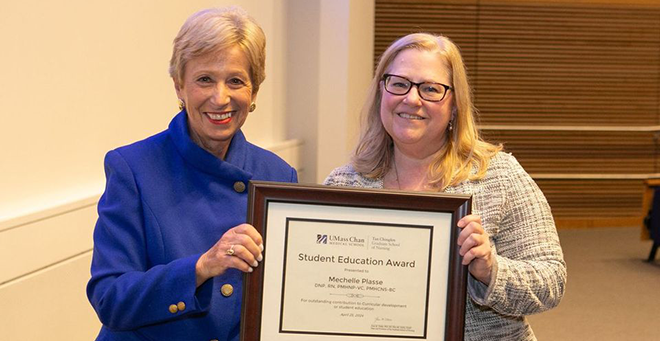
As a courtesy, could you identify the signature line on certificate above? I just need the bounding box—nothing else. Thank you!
[329,293,380,298]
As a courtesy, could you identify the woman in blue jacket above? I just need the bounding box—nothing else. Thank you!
[87,7,297,341]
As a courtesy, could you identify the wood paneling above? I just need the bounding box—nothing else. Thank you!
[481,130,658,174]
[536,179,644,216]
[375,2,478,71]
[474,2,660,127]
[375,0,660,228]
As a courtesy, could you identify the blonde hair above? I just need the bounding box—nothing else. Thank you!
[169,6,266,94]
[352,33,502,190]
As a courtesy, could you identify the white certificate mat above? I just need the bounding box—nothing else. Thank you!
[260,202,452,341]
[281,218,432,337]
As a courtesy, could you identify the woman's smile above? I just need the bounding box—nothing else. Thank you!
[206,111,233,124]
[397,112,425,120]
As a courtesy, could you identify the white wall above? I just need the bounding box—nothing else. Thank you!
[286,0,374,183]
[0,0,374,339]
[0,0,296,223]
[0,0,375,220]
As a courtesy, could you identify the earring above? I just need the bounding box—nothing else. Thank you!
[178,99,185,111]
[249,103,256,112]
[448,119,453,132]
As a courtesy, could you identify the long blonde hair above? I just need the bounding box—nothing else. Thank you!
[352,33,501,190]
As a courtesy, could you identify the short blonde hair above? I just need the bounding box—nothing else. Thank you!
[169,6,266,94]
[352,33,501,190]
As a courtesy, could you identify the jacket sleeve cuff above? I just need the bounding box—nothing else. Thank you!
[467,249,502,307]
[187,253,214,312]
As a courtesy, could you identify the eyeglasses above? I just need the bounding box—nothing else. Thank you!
[382,74,453,102]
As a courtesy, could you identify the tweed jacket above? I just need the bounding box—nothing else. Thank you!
[87,112,297,341]
[324,152,566,341]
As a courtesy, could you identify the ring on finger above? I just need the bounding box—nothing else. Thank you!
[226,244,236,256]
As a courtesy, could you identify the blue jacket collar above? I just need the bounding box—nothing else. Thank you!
[168,111,252,180]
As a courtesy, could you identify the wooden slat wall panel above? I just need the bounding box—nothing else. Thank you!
[375,0,660,228]
[475,2,660,126]
[375,2,478,74]
[536,179,644,218]
[482,130,657,173]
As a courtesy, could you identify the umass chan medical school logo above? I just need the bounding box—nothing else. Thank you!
[316,233,366,247]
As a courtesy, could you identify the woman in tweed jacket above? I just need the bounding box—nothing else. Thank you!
[324,33,566,341]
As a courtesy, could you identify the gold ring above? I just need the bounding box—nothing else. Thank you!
[227,244,235,256]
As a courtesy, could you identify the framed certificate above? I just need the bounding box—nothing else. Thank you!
[241,181,471,341]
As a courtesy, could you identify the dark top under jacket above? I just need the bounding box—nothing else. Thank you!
[650,187,660,242]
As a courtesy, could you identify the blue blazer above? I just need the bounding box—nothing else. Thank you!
[87,112,297,341]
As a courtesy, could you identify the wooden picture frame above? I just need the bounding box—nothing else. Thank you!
[241,181,471,341]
